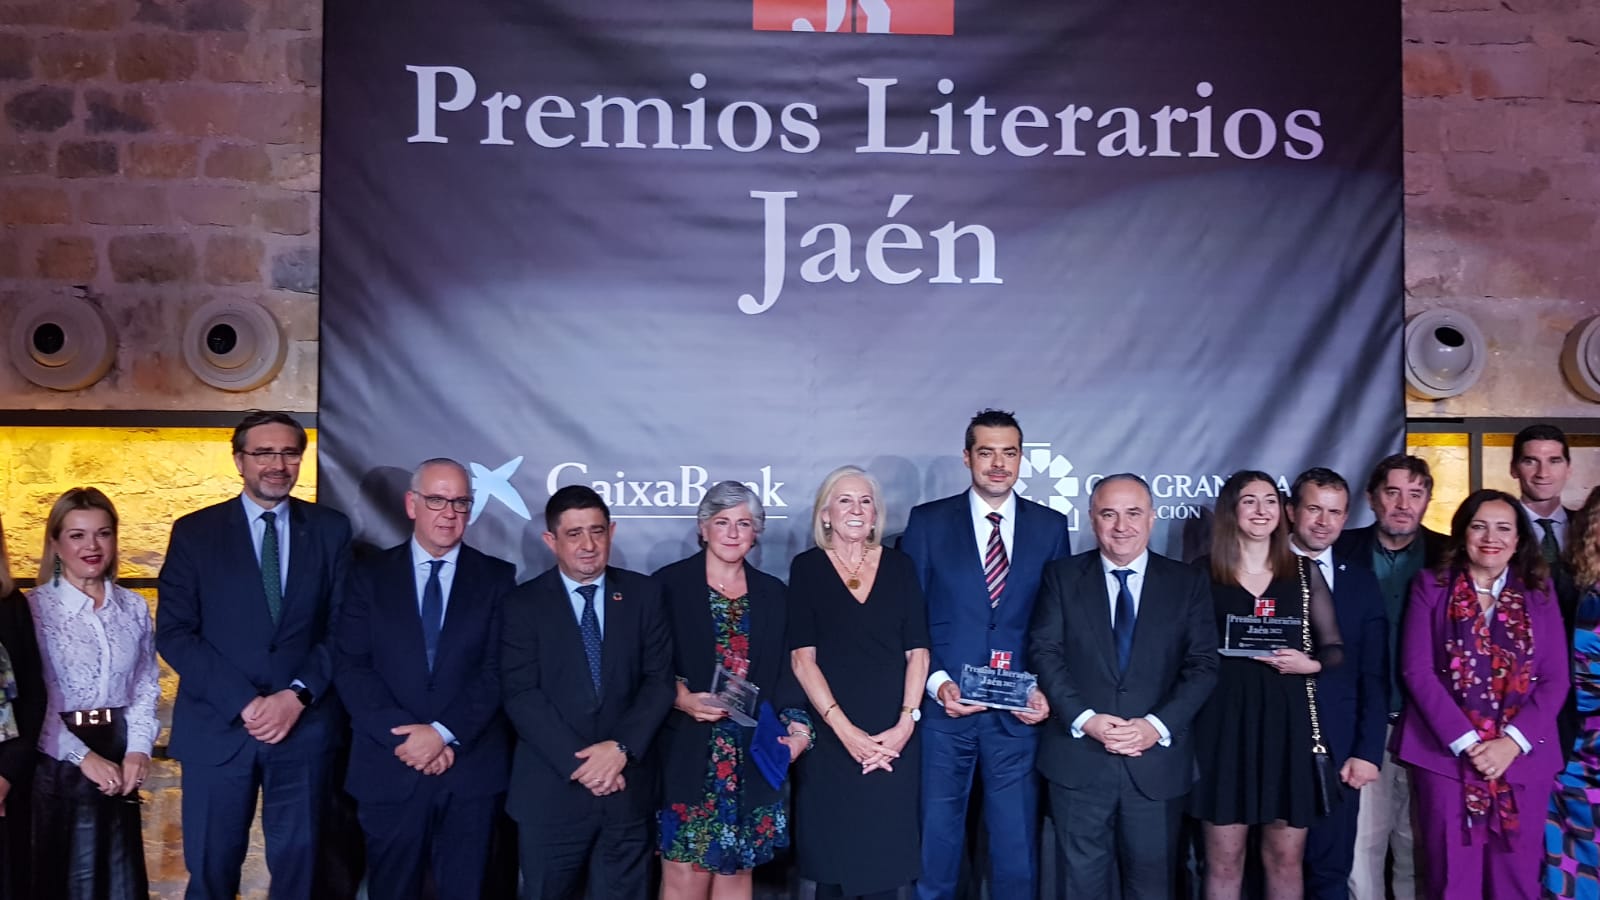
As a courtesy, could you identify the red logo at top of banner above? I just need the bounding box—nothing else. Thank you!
[989,650,1012,670]
[1254,597,1276,617]
[753,0,954,35]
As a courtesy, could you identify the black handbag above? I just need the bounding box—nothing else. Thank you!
[1299,558,1338,817]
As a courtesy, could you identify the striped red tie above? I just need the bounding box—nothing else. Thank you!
[984,511,1008,607]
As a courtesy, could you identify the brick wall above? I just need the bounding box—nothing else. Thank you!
[1403,0,1600,416]
[0,0,320,412]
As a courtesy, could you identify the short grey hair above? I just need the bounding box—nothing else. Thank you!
[697,481,765,544]
[410,457,471,492]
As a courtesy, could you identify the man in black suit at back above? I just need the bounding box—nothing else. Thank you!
[501,485,674,900]
[1028,474,1218,898]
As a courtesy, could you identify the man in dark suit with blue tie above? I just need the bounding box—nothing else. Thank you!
[157,411,352,900]
[1287,468,1389,900]
[1028,474,1218,899]
[501,485,674,900]
[901,409,1073,900]
[335,458,516,900]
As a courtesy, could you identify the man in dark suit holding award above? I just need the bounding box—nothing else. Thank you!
[157,411,352,900]
[901,409,1072,900]
[501,485,674,899]
[1029,474,1218,899]
[335,458,516,900]
[1286,468,1390,900]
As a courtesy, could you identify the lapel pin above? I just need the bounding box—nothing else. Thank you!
[612,592,623,603]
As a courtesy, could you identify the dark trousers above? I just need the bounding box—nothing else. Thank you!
[518,815,649,900]
[359,786,500,900]
[1048,765,1180,900]
[33,754,148,900]
[918,716,1039,900]
[180,742,332,900]
[1304,782,1361,900]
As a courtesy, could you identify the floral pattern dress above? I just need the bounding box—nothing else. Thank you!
[658,589,808,874]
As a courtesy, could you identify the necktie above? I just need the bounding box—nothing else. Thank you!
[421,560,444,670]
[983,512,1008,607]
[1537,518,1559,566]
[577,584,602,695]
[259,510,282,625]
[1111,569,1136,672]
[1317,558,1331,589]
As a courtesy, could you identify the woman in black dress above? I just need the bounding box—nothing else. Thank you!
[1191,470,1342,900]
[654,481,813,900]
[0,517,44,900]
[789,465,930,899]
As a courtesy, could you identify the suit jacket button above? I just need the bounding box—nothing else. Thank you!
[1118,688,1128,694]
[268,644,277,653]
[988,624,996,631]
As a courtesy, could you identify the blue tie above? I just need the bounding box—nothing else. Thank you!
[577,584,602,695]
[421,560,443,670]
[260,511,282,625]
[1111,568,1136,672]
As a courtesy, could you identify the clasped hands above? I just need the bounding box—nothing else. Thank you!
[570,740,628,797]
[1082,713,1161,756]
[837,716,914,775]
[935,681,1051,725]
[1465,736,1521,782]
[241,690,304,745]
[391,724,455,775]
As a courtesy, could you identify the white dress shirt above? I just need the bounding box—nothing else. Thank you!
[1069,551,1171,746]
[1520,502,1568,552]
[1290,542,1336,591]
[925,490,1019,699]
[413,538,463,745]
[29,579,161,763]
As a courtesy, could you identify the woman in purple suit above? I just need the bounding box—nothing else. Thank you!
[1395,488,1568,899]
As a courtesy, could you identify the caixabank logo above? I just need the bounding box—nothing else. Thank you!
[754,0,954,35]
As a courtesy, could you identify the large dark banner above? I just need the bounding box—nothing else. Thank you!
[321,0,1402,576]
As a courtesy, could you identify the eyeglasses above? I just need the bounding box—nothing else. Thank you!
[419,494,473,513]
[241,450,304,463]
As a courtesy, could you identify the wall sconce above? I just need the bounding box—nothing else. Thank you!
[181,299,286,392]
[1404,309,1486,400]
[1561,316,1600,403]
[8,291,118,391]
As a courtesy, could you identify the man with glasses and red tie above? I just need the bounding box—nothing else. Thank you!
[157,411,353,900]
[900,409,1072,900]
[334,458,517,900]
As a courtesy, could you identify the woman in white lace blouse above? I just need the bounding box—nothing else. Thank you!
[27,487,159,899]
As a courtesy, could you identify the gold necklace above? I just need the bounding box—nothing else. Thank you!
[833,547,871,590]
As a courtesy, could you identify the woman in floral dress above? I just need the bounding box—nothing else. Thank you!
[653,482,812,899]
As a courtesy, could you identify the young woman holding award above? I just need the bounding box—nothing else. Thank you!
[653,481,812,900]
[1190,470,1342,900]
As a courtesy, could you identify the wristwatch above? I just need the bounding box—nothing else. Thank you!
[901,706,921,723]
[615,741,632,763]
[294,686,314,707]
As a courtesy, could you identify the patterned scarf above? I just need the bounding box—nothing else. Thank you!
[1443,570,1534,838]
[0,641,17,742]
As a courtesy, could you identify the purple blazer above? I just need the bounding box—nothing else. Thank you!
[1393,568,1569,791]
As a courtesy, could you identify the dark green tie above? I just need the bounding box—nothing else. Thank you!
[1537,518,1559,566]
[260,510,283,625]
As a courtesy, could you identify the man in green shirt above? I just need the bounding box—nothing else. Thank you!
[1333,454,1446,900]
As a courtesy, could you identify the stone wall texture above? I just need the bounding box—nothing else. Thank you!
[0,0,320,412]
[0,0,1597,896]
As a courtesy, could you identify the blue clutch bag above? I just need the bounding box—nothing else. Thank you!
[749,701,791,790]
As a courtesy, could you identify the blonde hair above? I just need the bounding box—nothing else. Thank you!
[38,487,120,585]
[810,465,887,549]
[0,515,13,596]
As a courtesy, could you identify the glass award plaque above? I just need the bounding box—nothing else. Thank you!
[957,664,1037,712]
[1219,614,1300,657]
[706,664,761,727]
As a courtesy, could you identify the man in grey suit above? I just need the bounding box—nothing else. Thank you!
[1029,474,1218,898]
